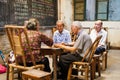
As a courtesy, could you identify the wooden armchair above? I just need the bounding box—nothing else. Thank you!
[67,35,102,80]
[5,25,44,80]
[101,27,109,70]
[90,27,109,71]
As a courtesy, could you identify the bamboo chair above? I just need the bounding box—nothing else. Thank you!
[67,35,102,80]
[70,32,77,42]
[90,27,109,71]
[5,25,44,80]
[101,27,109,70]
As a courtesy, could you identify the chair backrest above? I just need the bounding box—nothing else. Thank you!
[102,27,109,48]
[70,32,77,42]
[81,35,102,63]
[5,25,36,66]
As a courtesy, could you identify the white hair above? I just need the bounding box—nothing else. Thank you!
[56,20,64,27]
[72,21,82,29]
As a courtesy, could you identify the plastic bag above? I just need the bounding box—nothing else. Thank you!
[0,64,6,74]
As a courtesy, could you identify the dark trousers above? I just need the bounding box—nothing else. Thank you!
[58,53,83,79]
[19,57,51,72]
[95,46,105,55]
[39,57,51,72]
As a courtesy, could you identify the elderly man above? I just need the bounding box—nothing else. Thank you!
[90,20,107,55]
[54,21,92,79]
[53,20,71,44]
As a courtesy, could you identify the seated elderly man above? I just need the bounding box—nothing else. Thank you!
[53,20,71,44]
[54,21,92,80]
[90,20,107,55]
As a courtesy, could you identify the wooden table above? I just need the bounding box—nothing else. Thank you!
[40,46,63,80]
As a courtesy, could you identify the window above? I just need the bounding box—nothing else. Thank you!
[74,0,86,21]
[96,0,109,20]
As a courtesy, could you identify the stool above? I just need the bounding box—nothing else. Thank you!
[22,69,51,80]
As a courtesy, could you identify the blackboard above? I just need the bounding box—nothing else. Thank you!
[0,0,57,28]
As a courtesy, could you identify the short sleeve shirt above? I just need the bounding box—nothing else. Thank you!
[53,29,71,44]
[73,30,92,57]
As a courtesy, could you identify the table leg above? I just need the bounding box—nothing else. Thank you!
[53,53,57,80]
[6,65,9,80]
[9,66,14,80]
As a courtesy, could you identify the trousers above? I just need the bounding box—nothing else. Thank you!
[95,46,105,55]
[58,53,83,79]
[19,57,51,72]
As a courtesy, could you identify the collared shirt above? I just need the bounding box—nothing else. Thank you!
[90,29,107,49]
[73,30,92,57]
[53,29,71,44]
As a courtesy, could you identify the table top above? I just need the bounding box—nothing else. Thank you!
[40,46,63,55]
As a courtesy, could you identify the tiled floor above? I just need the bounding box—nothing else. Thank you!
[0,50,120,80]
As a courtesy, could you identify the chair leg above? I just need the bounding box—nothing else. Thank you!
[102,55,105,70]
[7,65,10,80]
[93,55,101,79]
[105,52,108,69]
[90,59,95,80]
[97,57,101,77]
[85,65,89,80]
[67,64,73,80]
[9,66,14,80]
[18,70,22,80]
[22,74,28,80]
[102,52,107,71]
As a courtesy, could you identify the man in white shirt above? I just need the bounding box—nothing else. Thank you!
[90,20,107,55]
